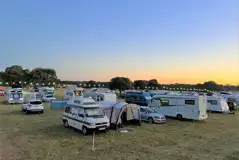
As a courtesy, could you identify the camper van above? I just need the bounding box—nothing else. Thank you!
[62,97,110,135]
[63,88,84,100]
[207,96,230,113]
[150,95,208,120]
[125,91,152,106]
[5,88,24,104]
[83,90,117,102]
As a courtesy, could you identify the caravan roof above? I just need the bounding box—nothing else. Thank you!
[152,94,202,99]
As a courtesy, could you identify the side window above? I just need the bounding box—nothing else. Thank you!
[65,106,71,113]
[139,95,145,100]
[160,99,169,106]
[185,100,195,105]
[208,100,217,105]
[71,107,78,116]
[78,108,85,118]
[140,108,146,113]
[153,97,161,101]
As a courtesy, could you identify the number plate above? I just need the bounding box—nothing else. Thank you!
[99,127,105,130]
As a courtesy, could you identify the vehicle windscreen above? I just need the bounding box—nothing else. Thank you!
[84,108,104,118]
[30,101,42,105]
[146,107,156,113]
[143,92,151,98]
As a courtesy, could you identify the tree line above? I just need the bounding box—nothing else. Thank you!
[0,65,238,91]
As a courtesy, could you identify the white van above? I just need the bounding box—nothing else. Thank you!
[83,92,117,102]
[150,95,208,120]
[62,97,110,135]
[63,88,84,100]
[207,96,230,113]
[5,88,24,104]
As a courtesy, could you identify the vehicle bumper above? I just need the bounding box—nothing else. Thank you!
[27,109,44,112]
[8,100,24,104]
[87,125,109,131]
[154,119,167,124]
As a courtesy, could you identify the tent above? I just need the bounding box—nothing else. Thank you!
[99,101,141,129]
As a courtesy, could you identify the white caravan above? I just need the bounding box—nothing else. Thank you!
[5,88,24,104]
[207,96,230,113]
[63,87,84,100]
[62,97,110,135]
[83,89,117,102]
[150,95,208,120]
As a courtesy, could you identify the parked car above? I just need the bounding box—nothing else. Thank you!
[139,106,166,124]
[22,99,44,114]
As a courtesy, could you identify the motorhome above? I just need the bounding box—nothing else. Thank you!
[5,88,24,104]
[63,87,84,100]
[83,88,117,102]
[62,97,110,135]
[207,96,230,113]
[150,95,208,120]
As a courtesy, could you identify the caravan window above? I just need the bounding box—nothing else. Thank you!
[208,100,217,105]
[160,99,169,106]
[185,100,195,105]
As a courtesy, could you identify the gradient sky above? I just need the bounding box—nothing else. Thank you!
[0,0,238,85]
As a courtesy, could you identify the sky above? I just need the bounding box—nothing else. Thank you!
[0,0,238,85]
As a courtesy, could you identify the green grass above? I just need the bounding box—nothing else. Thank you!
[1,89,239,160]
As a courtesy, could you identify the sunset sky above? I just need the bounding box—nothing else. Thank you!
[0,0,238,85]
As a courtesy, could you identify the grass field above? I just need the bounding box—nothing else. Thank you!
[1,89,239,160]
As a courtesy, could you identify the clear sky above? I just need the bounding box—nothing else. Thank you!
[0,0,238,85]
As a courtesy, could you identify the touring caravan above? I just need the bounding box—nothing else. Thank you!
[83,90,117,102]
[207,96,230,113]
[99,101,141,129]
[5,88,24,104]
[150,95,208,120]
[63,87,84,100]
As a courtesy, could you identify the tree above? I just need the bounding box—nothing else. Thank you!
[147,79,159,88]
[4,65,25,83]
[133,80,147,89]
[202,81,221,91]
[86,80,96,88]
[109,77,133,92]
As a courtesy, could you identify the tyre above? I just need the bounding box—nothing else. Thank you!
[40,110,44,114]
[176,114,183,120]
[26,110,30,114]
[148,117,154,124]
[82,126,88,135]
[63,120,69,128]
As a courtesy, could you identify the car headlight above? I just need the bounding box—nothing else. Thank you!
[90,123,95,126]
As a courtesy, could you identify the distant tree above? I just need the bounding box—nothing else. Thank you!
[147,79,159,89]
[86,80,97,88]
[109,77,133,92]
[133,80,147,90]
[202,81,221,91]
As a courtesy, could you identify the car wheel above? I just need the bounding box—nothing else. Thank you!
[26,110,29,114]
[82,126,88,135]
[63,120,69,128]
[148,117,154,124]
[176,114,183,120]
[40,110,44,114]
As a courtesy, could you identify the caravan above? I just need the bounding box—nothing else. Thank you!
[83,89,117,102]
[150,95,208,120]
[63,87,84,100]
[42,88,56,102]
[207,96,230,113]
[5,88,24,104]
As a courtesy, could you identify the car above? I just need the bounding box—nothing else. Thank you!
[140,106,166,124]
[22,99,44,114]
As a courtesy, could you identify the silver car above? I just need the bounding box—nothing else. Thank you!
[140,106,166,124]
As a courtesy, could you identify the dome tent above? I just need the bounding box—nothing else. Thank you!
[99,101,141,130]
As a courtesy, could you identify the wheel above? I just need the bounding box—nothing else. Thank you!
[63,120,69,128]
[176,114,183,120]
[26,110,29,114]
[148,117,154,124]
[82,126,88,135]
[40,110,44,114]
